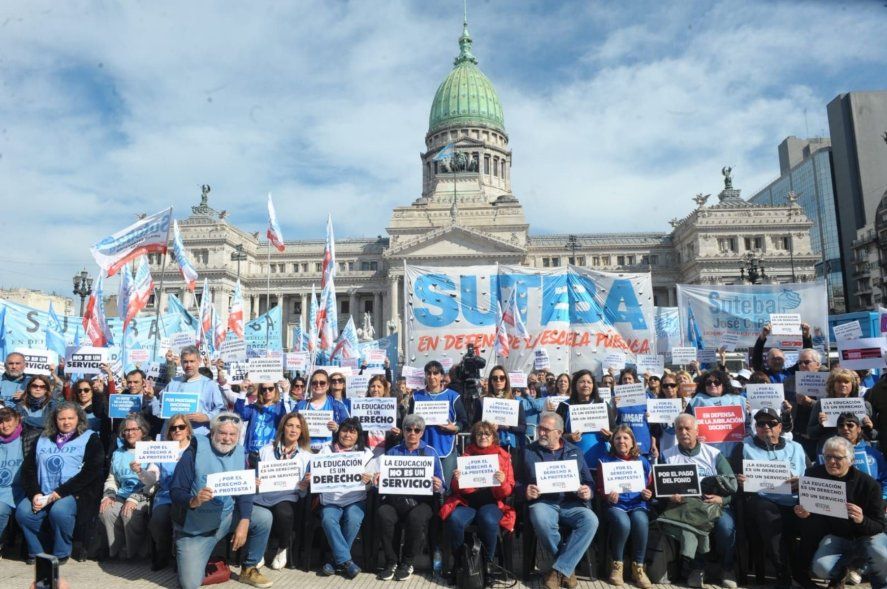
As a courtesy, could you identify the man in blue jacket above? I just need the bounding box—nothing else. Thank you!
[520,411,598,589]
[0,353,30,404]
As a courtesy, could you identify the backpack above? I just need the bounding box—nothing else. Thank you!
[455,533,485,589]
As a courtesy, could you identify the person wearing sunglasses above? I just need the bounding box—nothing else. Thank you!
[15,375,59,451]
[794,435,887,589]
[282,376,306,413]
[147,414,192,571]
[169,411,273,589]
[233,382,287,468]
[808,368,876,455]
[329,372,347,401]
[146,346,226,437]
[374,414,445,582]
[686,369,749,457]
[441,420,515,583]
[614,367,657,461]
[651,374,681,456]
[733,407,807,589]
[295,369,351,451]
[408,360,467,484]
[556,369,615,473]
[477,366,527,451]
[1,352,31,404]
[751,321,813,384]
[0,407,24,549]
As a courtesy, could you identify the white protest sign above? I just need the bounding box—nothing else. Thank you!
[535,460,581,494]
[837,338,887,370]
[298,410,335,437]
[670,347,697,365]
[413,400,450,426]
[310,452,367,493]
[64,346,108,375]
[206,469,256,496]
[604,351,626,371]
[220,339,247,363]
[258,459,303,493]
[457,454,500,489]
[349,397,397,429]
[401,366,426,389]
[365,349,387,363]
[285,351,309,373]
[439,357,454,372]
[533,349,550,370]
[636,354,665,376]
[796,371,829,399]
[545,395,570,411]
[341,357,359,371]
[698,348,717,366]
[482,397,520,427]
[820,397,867,427]
[170,332,196,354]
[346,374,370,397]
[133,441,179,463]
[379,455,435,495]
[508,372,528,388]
[225,361,248,385]
[746,383,785,413]
[718,332,740,352]
[568,403,610,434]
[833,321,863,342]
[647,398,684,425]
[127,349,150,364]
[614,383,647,408]
[601,460,646,495]
[769,313,802,336]
[743,460,792,494]
[248,356,284,382]
[800,476,848,519]
[16,348,58,376]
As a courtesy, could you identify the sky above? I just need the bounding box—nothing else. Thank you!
[1,0,886,300]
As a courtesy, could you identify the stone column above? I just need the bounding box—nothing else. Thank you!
[388,276,400,324]
[373,291,382,335]
[349,290,359,324]
[301,291,310,332]
[278,293,287,348]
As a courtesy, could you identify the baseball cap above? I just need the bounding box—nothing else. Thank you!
[753,407,780,422]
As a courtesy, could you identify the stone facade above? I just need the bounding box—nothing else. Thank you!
[1,288,74,315]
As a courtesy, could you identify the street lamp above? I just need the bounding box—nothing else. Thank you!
[564,234,581,264]
[231,244,248,282]
[786,191,799,282]
[739,252,767,285]
[72,269,93,316]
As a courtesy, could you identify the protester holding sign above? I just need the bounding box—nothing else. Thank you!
[731,407,807,589]
[15,375,60,450]
[782,348,824,457]
[233,382,287,468]
[70,378,111,451]
[614,368,656,460]
[440,420,515,581]
[686,370,748,457]
[147,346,226,437]
[475,366,526,450]
[356,374,402,450]
[374,414,444,582]
[281,375,306,413]
[0,352,31,403]
[169,412,273,589]
[329,371,347,401]
[553,373,571,397]
[146,414,192,571]
[751,322,813,383]
[520,411,597,589]
[833,412,887,499]
[556,369,615,473]
[808,368,875,454]
[0,407,25,544]
[660,414,738,589]
[595,425,653,589]
[16,402,104,564]
[794,436,887,589]
[651,373,681,456]
[314,418,374,579]
[99,414,155,560]
[295,369,350,451]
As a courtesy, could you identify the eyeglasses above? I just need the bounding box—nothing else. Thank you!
[705,380,722,387]
[30,384,47,390]
[476,432,494,438]
[838,422,859,429]
[404,427,423,434]
[292,384,304,389]
[755,421,780,429]
[77,388,93,393]
[339,427,357,434]
[425,370,442,376]
[169,424,188,432]
[260,386,276,392]
[823,454,848,463]
[537,426,556,435]
[330,378,345,384]
[799,359,819,365]
[662,383,678,389]
[217,415,242,424]
[490,375,506,382]
[123,428,141,433]
[310,380,328,387]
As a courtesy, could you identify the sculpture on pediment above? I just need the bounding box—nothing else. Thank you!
[439,151,477,173]
[693,193,710,209]
[201,184,210,206]
[722,166,733,190]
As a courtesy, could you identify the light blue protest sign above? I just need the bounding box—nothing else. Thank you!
[654,307,681,356]
[244,306,282,356]
[160,391,199,418]
[108,394,142,419]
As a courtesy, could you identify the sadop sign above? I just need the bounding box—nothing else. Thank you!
[677,282,829,350]
[405,264,654,374]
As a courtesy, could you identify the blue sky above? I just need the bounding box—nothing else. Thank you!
[1,0,885,298]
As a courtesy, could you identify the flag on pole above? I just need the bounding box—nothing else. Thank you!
[213,308,227,350]
[0,306,7,359]
[83,274,113,347]
[45,303,67,358]
[494,302,510,358]
[321,214,336,288]
[228,280,244,339]
[687,305,704,350]
[317,215,338,356]
[171,219,198,291]
[267,193,285,252]
[90,207,172,276]
[117,263,133,327]
[502,288,530,339]
[198,278,213,349]
[167,294,198,335]
[330,316,360,360]
[124,256,155,332]
[432,142,455,162]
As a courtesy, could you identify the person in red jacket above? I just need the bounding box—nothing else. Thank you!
[440,420,515,577]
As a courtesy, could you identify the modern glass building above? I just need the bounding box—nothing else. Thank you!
[748,140,845,312]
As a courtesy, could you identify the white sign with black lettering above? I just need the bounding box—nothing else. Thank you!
[379,455,434,495]
[248,356,284,382]
[64,346,109,375]
[299,410,335,437]
[535,460,581,494]
[310,452,367,493]
[508,372,528,388]
[170,332,196,354]
[206,469,256,496]
[401,366,425,389]
[133,441,179,463]
[482,397,519,427]
[770,313,802,336]
[457,454,500,489]
[800,476,848,519]
[646,398,684,425]
[220,339,247,363]
[257,459,303,493]
[614,383,647,408]
[349,398,397,429]
[285,352,309,373]
[346,374,370,397]
[670,347,697,365]
[743,460,792,494]
[718,332,740,352]
[412,400,450,426]
[636,354,665,376]
[568,403,610,434]
[820,397,867,427]
[604,351,627,371]
[746,383,785,413]
[534,349,550,370]
[796,371,829,399]
[601,460,646,495]
[833,321,863,342]
[16,348,57,376]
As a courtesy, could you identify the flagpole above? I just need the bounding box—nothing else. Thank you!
[265,242,271,349]
[151,209,174,361]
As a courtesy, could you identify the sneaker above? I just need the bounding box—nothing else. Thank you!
[721,569,738,589]
[321,562,336,576]
[846,569,862,585]
[270,548,288,571]
[343,561,361,579]
[378,563,397,581]
[543,569,562,589]
[239,566,273,589]
[256,557,265,569]
[394,562,414,581]
[561,572,578,588]
[631,562,652,589]
[608,560,624,586]
[687,568,704,588]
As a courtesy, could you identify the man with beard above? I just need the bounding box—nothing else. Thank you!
[169,412,272,589]
[0,353,30,404]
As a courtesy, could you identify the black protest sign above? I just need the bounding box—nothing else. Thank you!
[653,463,701,497]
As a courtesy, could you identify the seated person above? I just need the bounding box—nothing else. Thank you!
[0,407,25,541]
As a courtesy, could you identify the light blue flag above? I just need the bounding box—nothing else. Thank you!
[45,303,68,358]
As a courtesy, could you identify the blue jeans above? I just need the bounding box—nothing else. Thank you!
[690,507,735,570]
[812,533,887,589]
[605,507,648,563]
[15,496,77,558]
[320,501,366,566]
[446,504,503,562]
[0,502,12,538]
[175,506,272,589]
[528,500,599,577]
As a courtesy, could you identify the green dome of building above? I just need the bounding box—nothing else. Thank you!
[428,22,505,135]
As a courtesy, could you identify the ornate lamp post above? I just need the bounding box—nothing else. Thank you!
[739,252,767,285]
[564,234,580,264]
[72,268,93,316]
[786,191,799,282]
[230,243,247,282]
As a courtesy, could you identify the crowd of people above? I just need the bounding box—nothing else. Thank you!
[0,321,886,589]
